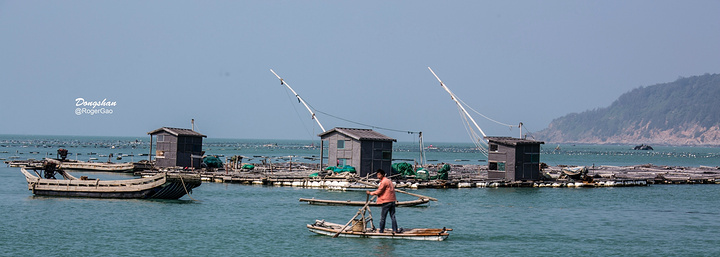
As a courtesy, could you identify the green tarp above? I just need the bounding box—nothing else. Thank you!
[416,168,429,180]
[324,165,356,173]
[431,164,450,180]
[392,162,415,176]
[202,156,223,168]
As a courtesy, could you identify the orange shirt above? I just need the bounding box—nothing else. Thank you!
[370,177,397,204]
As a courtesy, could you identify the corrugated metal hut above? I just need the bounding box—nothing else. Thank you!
[319,127,396,177]
[486,137,544,181]
[148,127,207,168]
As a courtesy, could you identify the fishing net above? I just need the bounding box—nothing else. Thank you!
[202,156,223,168]
[392,162,416,177]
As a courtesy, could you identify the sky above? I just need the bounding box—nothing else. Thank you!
[1,1,719,143]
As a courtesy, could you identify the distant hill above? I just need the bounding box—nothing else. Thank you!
[535,73,720,146]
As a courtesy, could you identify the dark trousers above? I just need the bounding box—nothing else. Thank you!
[379,202,398,232]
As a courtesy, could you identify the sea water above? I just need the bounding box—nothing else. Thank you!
[1,135,719,256]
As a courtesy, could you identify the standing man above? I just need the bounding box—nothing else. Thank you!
[366,169,400,233]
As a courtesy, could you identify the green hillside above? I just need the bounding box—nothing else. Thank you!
[536,73,720,145]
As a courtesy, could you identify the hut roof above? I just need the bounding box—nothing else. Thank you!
[486,136,544,145]
[148,127,207,137]
[318,127,396,142]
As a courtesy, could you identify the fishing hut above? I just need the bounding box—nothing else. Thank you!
[319,127,396,177]
[148,127,207,169]
[486,137,544,181]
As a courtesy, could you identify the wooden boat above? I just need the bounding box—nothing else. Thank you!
[307,219,452,241]
[5,159,44,168]
[307,195,451,241]
[21,167,201,199]
[299,197,430,207]
[53,158,135,172]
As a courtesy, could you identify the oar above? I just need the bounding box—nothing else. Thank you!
[355,180,438,201]
[333,195,374,238]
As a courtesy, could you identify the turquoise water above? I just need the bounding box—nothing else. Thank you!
[2,135,720,256]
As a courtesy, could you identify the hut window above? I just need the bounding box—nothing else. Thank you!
[489,144,498,152]
[489,162,505,171]
[337,158,348,166]
[157,135,165,142]
[382,151,392,160]
[337,140,345,149]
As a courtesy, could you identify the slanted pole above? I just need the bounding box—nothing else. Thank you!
[428,67,487,138]
[270,69,326,132]
[334,195,375,238]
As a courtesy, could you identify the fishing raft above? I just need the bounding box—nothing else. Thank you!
[308,220,452,241]
[307,195,451,241]
[299,197,429,207]
[21,165,200,199]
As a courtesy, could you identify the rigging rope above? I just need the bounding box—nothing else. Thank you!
[299,100,428,164]
[283,87,315,139]
[519,123,537,140]
[178,174,197,201]
[456,94,515,129]
[457,105,488,157]
[309,104,419,135]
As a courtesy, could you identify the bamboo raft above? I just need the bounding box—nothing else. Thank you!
[299,198,430,207]
[308,220,452,241]
[307,195,451,241]
[21,168,201,199]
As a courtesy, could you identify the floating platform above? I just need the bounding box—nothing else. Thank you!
[131,162,720,189]
[307,219,451,241]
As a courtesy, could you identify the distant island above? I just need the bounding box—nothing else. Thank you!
[535,73,720,146]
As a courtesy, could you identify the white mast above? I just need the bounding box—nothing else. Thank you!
[428,67,488,138]
[418,132,426,167]
[519,122,523,139]
[270,69,326,132]
[428,67,489,155]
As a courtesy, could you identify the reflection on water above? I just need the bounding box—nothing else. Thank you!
[372,240,397,257]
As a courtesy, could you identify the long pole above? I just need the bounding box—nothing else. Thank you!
[428,67,487,139]
[334,195,374,238]
[519,122,523,139]
[148,135,152,162]
[355,180,438,201]
[418,132,426,167]
[320,140,324,170]
[270,69,326,132]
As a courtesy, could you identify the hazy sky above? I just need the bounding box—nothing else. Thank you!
[1,1,719,143]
